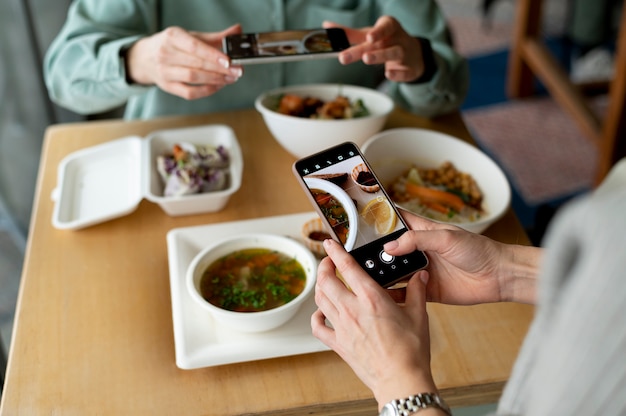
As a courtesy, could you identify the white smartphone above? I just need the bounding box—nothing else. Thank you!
[223,28,350,65]
[293,142,429,288]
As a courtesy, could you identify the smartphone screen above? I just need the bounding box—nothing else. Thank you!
[224,28,350,65]
[293,142,428,288]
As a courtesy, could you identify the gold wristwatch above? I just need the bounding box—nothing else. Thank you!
[379,393,452,416]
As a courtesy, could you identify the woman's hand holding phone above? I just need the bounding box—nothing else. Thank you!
[125,24,244,99]
[312,238,438,410]
[323,16,427,83]
[311,210,540,410]
[386,212,541,306]
[124,14,429,100]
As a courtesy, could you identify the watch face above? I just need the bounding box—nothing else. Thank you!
[379,403,398,416]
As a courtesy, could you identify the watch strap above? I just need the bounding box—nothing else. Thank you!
[385,392,452,416]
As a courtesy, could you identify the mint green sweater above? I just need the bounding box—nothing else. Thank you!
[44,0,468,119]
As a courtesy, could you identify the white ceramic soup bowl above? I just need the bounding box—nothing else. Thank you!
[186,233,317,333]
[361,128,511,234]
[255,83,394,158]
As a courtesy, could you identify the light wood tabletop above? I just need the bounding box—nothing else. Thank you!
[0,107,534,415]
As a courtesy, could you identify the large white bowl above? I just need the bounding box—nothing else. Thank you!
[304,177,359,251]
[186,233,317,333]
[255,83,394,158]
[361,128,511,234]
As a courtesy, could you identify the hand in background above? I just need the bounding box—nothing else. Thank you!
[386,211,540,305]
[311,239,437,409]
[126,24,244,99]
[323,16,425,83]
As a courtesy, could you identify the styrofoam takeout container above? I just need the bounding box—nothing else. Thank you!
[51,124,243,230]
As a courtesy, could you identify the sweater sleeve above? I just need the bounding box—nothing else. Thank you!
[43,0,468,119]
[380,0,469,117]
[43,0,155,115]
[496,162,626,415]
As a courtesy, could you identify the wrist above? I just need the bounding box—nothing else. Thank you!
[124,38,152,85]
[375,372,438,412]
[405,37,438,84]
[119,44,135,84]
[498,244,541,304]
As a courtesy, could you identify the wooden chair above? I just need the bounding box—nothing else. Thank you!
[507,0,626,186]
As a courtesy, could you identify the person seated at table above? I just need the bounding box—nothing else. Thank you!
[43,0,468,120]
[312,159,626,415]
[568,0,621,83]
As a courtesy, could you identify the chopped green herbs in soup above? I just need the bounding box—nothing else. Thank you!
[200,248,306,312]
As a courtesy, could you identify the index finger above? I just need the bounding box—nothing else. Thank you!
[366,15,402,43]
[336,40,381,65]
[399,208,460,232]
[322,239,382,297]
[164,27,215,59]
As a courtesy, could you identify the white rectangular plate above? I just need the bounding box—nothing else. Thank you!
[167,212,330,369]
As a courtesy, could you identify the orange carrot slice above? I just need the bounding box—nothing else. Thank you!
[405,182,466,212]
[421,201,450,214]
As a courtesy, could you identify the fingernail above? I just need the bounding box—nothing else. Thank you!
[339,52,351,65]
[218,57,230,68]
[323,239,333,248]
[224,75,238,83]
[383,240,398,250]
[229,67,242,77]
[419,270,430,285]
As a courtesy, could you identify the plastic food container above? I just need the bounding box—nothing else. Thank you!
[51,124,243,230]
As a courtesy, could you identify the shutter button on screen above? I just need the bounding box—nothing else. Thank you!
[380,251,394,264]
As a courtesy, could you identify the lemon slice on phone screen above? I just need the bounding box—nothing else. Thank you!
[361,197,397,235]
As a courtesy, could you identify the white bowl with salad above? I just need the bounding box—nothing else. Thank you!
[255,83,394,158]
[361,128,511,234]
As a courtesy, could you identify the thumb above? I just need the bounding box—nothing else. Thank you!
[194,23,242,45]
[220,23,242,36]
[404,270,429,313]
[322,20,343,29]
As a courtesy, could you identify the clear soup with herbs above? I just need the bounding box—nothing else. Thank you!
[199,248,306,312]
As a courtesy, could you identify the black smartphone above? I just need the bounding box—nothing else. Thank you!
[293,142,428,288]
[223,28,350,65]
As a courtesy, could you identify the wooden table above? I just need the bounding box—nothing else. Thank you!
[0,108,534,415]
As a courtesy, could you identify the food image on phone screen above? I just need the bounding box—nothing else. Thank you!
[293,142,428,288]
[224,28,350,64]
